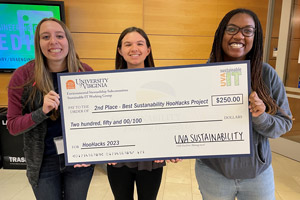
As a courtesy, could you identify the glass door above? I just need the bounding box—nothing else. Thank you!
[267,0,300,161]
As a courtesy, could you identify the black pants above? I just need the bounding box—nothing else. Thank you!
[107,165,163,200]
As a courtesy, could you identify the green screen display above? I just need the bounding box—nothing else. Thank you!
[0,3,63,71]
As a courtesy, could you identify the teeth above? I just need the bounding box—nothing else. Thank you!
[230,43,243,48]
[50,49,61,53]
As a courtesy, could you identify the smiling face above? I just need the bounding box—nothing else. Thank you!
[222,13,255,61]
[39,20,69,70]
[118,31,150,69]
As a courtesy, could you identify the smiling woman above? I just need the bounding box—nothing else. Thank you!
[115,27,155,70]
[195,8,292,200]
[6,18,95,200]
[222,13,255,61]
[107,27,166,200]
[39,21,69,69]
[117,31,151,69]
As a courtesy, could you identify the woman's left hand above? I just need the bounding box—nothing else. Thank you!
[154,160,165,163]
[73,164,91,168]
[167,158,182,163]
[249,91,266,117]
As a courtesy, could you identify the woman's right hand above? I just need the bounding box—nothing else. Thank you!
[43,90,60,114]
[107,163,117,165]
[154,160,165,163]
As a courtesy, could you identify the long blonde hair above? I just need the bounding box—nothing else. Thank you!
[29,18,85,119]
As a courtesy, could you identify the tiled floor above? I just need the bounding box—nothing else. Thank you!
[0,152,299,200]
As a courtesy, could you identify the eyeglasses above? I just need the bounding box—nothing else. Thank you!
[225,25,255,37]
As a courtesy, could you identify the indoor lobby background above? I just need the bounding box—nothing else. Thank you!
[0,0,300,199]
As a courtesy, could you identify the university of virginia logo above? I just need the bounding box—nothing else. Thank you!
[65,78,109,90]
[220,67,241,86]
[66,80,76,89]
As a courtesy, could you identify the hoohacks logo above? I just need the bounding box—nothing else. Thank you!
[220,67,241,86]
[66,80,76,89]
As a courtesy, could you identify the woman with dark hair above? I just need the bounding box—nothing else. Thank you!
[7,18,94,200]
[107,27,165,200]
[195,9,292,200]
[115,26,155,69]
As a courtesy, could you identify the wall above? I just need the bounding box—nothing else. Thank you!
[0,0,269,106]
[281,0,300,141]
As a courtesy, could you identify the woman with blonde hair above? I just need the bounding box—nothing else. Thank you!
[7,18,94,200]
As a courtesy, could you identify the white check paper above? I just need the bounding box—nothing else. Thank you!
[58,61,252,165]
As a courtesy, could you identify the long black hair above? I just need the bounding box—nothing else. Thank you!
[210,8,277,115]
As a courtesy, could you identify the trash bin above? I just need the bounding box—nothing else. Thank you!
[0,107,26,169]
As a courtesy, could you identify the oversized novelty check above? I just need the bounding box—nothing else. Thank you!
[58,61,252,165]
